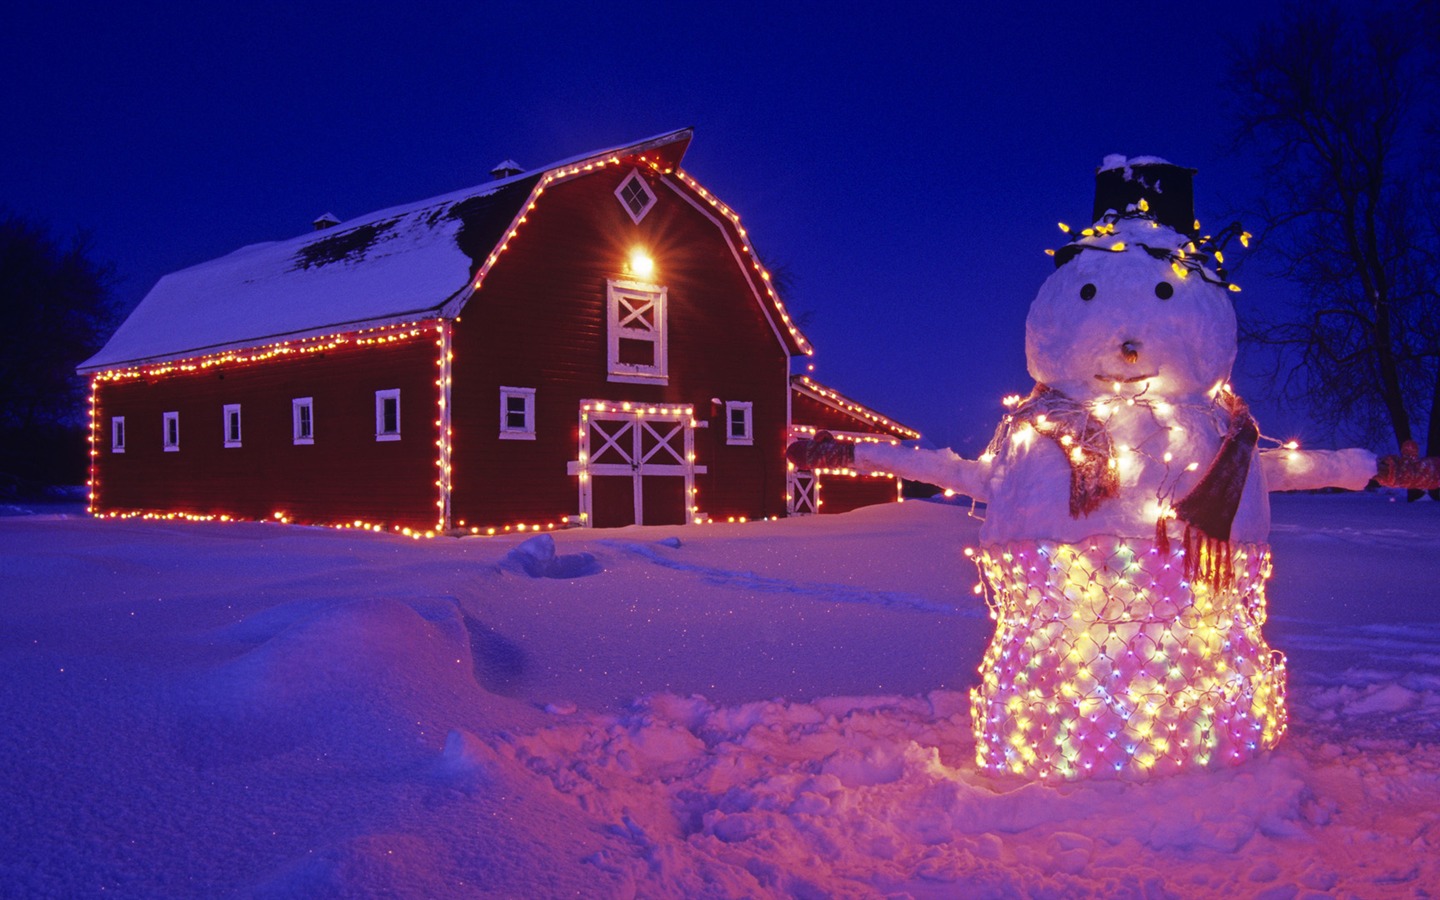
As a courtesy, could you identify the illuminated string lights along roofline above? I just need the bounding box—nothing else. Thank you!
[89,320,438,382]
[460,150,671,306]
[452,150,813,357]
[672,168,813,356]
[77,311,448,377]
[793,375,920,440]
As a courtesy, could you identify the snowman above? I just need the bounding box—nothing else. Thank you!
[789,156,1439,780]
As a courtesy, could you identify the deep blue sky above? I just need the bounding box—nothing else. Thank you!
[5,1,1308,452]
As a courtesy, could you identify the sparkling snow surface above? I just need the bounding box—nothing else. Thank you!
[2,495,1438,897]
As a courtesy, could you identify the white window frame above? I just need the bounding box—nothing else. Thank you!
[725,401,754,446]
[614,169,657,223]
[499,386,536,440]
[223,404,242,448]
[163,411,180,452]
[292,397,314,445]
[111,416,125,453]
[606,279,668,384]
[375,389,401,441]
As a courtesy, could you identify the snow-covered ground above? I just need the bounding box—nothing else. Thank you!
[2,493,1437,898]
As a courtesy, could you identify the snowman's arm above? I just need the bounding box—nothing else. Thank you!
[853,442,993,502]
[1260,447,1377,492]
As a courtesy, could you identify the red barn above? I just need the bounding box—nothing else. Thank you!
[80,129,913,534]
[787,375,920,516]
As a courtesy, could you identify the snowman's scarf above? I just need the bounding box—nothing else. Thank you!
[998,385,1120,517]
[1000,385,1258,591]
[1171,390,1259,591]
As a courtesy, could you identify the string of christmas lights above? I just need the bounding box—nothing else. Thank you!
[968,535,1286,780]
[1048,200,1250,292]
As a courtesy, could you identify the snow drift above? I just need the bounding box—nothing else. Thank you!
[1,495,1437,897]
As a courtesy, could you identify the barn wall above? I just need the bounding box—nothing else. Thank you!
[450,164,792,529]
[791,390,913,516]
[91,330,442,528]
[816,475,900,516]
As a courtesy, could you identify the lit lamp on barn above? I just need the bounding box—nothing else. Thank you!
[627,248,655,281]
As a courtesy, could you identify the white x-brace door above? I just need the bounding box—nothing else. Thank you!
[577,407,697,527]
[788,470,818,515]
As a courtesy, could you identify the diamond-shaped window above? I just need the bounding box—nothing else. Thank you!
[615,170,657,223]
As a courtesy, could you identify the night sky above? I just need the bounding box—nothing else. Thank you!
[5,1,1312,453]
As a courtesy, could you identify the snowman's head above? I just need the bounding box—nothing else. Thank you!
[1025,158,1239,403]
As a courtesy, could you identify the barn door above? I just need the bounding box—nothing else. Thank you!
[788,470,818,515]
[579,406,695,527]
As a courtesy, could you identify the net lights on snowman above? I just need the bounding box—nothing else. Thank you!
[970,160,1286,781]
[788,155,1429,781]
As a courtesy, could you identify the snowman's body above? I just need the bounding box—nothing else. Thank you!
[851,160,1374,779]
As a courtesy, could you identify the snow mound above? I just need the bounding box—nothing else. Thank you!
[180,596,480,767]
[502,690,1362,896]
[502,533,601,579]
[602,537,962,613]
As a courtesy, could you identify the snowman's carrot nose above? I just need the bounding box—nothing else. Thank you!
[1121,341,1142,363]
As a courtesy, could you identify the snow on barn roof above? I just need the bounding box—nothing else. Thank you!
[79,129,696,373]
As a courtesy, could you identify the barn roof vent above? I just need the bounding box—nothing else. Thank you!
[490,159,523,180]
[312,212,341,231]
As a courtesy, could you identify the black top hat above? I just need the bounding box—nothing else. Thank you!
[1091,157,1198,234]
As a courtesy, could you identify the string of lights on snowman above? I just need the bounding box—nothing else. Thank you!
[787,157,1434,781]
[969,185,1293,780]
[987,202,1298,554]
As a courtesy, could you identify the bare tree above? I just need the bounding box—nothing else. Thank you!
[1226,1,1440,462]
[0,212,115,492]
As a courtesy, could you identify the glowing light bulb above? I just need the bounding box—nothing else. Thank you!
[628,248,654,279]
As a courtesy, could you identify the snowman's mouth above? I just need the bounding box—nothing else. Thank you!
[1094,373,1157,384]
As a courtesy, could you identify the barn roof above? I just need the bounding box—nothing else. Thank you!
[791,375,920,440]
[81,128,743,373]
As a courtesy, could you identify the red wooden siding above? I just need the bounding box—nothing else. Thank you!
[91,331,441,528]
[449,163,792,529]
[792,392,870,436]
[815,474,900,515]
[790,389,914,440]
[790,387,912,516]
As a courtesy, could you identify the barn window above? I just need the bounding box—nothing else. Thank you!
[725,401,754,446]
[614,170,657,223]
[499,386,536,440]
[163,411,180,452]
[375,389,401,441]
[223,404,242,448]
[292,397,314,445]
[111,417,126,453]
[606,279,668,384]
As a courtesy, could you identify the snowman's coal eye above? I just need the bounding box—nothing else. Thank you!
[1155,281,1174,300]
[1080,283,1097,301]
